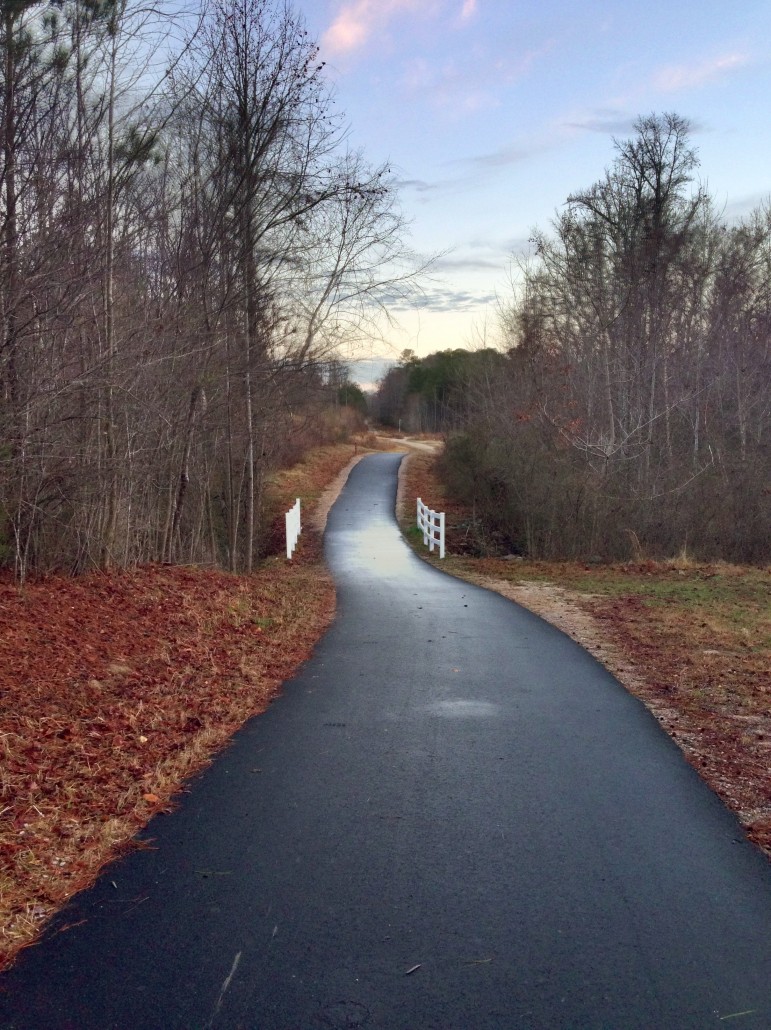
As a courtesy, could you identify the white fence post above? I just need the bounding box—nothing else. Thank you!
[416,497,445,559]
[285,498,301,559]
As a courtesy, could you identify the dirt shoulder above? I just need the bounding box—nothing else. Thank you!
[399,448,771,862]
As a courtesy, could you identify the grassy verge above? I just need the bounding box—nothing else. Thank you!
[0,441,359,970]
[399,449,771,860]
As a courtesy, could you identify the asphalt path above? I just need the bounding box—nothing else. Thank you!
[2,452,771,1029]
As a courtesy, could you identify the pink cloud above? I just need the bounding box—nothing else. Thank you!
[322,0,425,57]
[459,0,477,21]
[653,52,749,92]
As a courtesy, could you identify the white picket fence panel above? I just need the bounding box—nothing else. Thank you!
[416,497,445,559]
[285,498,301,559]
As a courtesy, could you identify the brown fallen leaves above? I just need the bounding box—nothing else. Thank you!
[583,581,771,858]
[0,439,367,971]
[0,547,335,969]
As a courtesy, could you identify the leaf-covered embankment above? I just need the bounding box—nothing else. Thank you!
[0,442,363,970]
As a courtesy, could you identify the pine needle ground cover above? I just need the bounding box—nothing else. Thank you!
[0,443,359,970]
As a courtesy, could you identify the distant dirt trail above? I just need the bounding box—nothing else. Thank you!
[377,435,442,453]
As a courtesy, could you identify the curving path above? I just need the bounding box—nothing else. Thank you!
[1,452,771,1029]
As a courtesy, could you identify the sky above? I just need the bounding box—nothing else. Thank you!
[299,1,771,383]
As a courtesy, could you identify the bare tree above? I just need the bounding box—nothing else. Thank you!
[0,0,421,579]
[440,114,769,562]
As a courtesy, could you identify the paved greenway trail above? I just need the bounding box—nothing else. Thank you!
[2,453,771,1030]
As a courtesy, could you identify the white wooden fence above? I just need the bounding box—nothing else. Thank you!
[285,498,301,559]
[416,497,445,559]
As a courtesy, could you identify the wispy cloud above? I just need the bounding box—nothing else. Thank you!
[383,283,496,314]
[653,52,750,93]
[396,178,442,194]
[434,256,502,273]
[452,139,546,171]
[413,286,498,313]
[395,150,537,203]
[565,110,639,136]
[321,0,483,59]
[321,0,428,57]
[435,237,531,275]
[459,0,477,22]
[348,357,396,389]
[470,236,534,258]
[398,39,555,118]
[400,56,500,115]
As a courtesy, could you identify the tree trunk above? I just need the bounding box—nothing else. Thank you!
[101,16,119,568]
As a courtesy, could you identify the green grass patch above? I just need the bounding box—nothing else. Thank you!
[448,556,771,650]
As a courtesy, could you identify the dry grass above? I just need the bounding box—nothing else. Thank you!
[400,449,771,860]
[0,441,360,971]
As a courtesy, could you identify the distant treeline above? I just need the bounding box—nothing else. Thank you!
[375,115,770,563]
